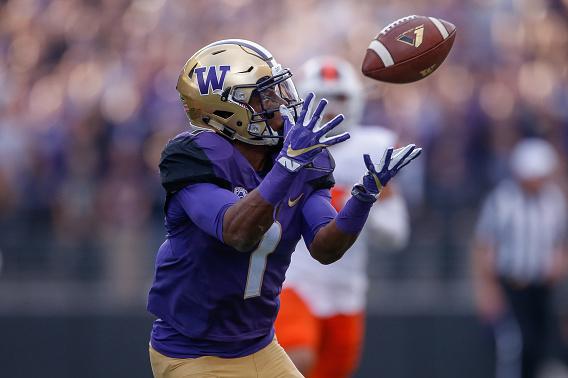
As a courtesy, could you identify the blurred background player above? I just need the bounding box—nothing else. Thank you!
[275,56,411,378]
[472,138,568,378]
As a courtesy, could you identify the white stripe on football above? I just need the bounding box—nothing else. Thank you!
[428,17,450,39]
[367,40,395,68]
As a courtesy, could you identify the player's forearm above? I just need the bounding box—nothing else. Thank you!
[222,191,278,252]
[309,196,373,264]
[223,163,296,252]
[309,220,358,264]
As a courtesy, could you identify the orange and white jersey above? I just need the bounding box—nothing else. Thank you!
[284,126,410,317]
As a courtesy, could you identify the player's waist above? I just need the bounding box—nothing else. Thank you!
[150,318,275,358]
[147,292,276,342]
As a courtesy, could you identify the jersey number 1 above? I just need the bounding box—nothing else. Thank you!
[244,222,282,299]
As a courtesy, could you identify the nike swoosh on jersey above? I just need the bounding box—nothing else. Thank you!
[287,144,327,157]
[288,193,304,207]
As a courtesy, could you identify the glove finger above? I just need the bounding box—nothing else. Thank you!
[391,146,405,156]
[317,114,344,136]
[298,92,314,125]
[279,105,293,137]
[378,147,394,172]
[363,154,377,173]
[391,146,417,172]
[279,105,292,121]
[389,144,415,170]
[390,144,413,161]
[395,148,422,171]
[409,147,422,160]
[321,131,350,147]
[307,98,328,130]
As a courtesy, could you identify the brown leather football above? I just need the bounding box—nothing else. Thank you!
[362,15,456,83]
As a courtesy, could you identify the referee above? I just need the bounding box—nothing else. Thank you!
[472,138,568,378]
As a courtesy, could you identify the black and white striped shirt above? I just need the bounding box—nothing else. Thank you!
[475,180,567,282]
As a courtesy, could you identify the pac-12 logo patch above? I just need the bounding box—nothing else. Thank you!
[397,25,424,47]
[194,65,230,95]
[234,186,248,199]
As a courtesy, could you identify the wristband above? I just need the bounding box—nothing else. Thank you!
[257,162,297,205]
[351,183,378,203]
[335,195,373,234]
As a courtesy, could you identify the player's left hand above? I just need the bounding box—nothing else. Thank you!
[353,144,422,202]
[276,93,350,172]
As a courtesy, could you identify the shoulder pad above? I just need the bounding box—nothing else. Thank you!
[302,149,336,190]
[159,130,234,193]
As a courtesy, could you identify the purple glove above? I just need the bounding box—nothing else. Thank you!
[276,92,350,172]
[352,144,422,202]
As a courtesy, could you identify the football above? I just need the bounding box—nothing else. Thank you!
[362,15,456,83]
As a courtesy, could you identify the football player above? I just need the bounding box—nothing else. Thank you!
[275,56,411,378]
[147,39,421,378]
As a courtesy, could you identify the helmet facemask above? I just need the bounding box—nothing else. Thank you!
[229,65,303,143]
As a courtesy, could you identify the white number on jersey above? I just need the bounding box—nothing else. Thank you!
[244,222,282,299]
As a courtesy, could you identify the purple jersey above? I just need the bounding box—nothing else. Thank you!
[147,129,336,358]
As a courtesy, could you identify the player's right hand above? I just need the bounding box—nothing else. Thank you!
[276,93,350,172]
[352,144,422,202]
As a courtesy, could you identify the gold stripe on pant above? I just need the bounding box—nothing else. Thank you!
[149,337,304,378]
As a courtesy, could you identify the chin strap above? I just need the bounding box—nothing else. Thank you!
[206,118,279,146]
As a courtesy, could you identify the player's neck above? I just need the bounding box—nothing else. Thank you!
[233,142,273,172]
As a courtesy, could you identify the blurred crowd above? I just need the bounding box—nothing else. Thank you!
[1,0,568,303]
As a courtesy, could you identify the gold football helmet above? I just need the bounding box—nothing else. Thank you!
[177,39,302,146]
